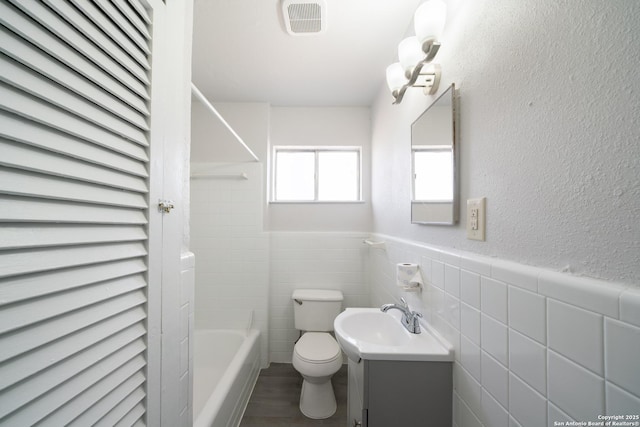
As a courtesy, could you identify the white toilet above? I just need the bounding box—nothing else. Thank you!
[291,289,343,419]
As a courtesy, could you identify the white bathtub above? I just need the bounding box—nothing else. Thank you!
[193,329,261,427]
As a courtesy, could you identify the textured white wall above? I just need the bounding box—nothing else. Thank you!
[371,0,640,284]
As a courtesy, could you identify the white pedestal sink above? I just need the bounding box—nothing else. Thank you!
[333,307,453,362]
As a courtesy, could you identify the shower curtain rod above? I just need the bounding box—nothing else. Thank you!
[191,83,260,162]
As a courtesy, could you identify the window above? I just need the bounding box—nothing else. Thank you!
[273,147,361,202]
[412,147,454,201]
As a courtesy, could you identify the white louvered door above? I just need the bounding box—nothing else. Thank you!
[0,0,172,425]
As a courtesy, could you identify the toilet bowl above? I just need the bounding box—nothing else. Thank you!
[291,289,343,419]
[292,332,343,419]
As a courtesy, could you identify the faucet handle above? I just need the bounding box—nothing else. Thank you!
[400,297,408,308]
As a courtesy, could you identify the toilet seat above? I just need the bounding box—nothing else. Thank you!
[294,332,341,364]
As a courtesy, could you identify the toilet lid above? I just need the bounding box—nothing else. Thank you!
[295,332,341,363]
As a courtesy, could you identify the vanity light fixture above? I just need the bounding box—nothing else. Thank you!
[386,0,446,104]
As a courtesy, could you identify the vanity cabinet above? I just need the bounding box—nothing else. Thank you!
[347,358,452,427]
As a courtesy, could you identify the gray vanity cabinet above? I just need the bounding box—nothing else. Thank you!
[347,358,452,426]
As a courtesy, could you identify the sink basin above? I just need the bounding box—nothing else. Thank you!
[334,308,453,362]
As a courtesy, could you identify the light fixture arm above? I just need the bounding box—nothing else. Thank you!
[392,43,442,104]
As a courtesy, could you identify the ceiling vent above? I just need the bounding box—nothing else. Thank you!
[282,0,326,35]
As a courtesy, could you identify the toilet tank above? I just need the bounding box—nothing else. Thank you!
[292,289,343,332]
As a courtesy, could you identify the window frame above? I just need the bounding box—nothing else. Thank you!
[271,146,363,203]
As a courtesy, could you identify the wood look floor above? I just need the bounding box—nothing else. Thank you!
[240,363,348,427]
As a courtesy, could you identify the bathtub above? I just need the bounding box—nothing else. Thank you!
[193,329,261,427]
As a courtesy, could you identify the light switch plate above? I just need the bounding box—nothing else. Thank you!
[467,198,486,241]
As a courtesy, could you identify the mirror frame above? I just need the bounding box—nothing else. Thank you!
[410,83,458,225]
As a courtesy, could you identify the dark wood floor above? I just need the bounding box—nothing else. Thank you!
[240,363,348,427]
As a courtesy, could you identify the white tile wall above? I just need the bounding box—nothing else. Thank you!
[548,299,604,375]
[269,231,370,362]
[547,350,605,420]
[190,163,269,367]
[179,251,195,427]
[368,233,640,427]
[604,319,640,397]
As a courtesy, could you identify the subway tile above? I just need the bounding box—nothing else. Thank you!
[491,260,538,292]
[509,416,523,427]
[432,260,445,289]
[620,287,640,328]
[509,373,547,427]
[454,363,482,415]
[459,253,492,277]
[548,299,604,375]
[481,388,509,427]
[547,402,575,426]
[420,255,433,284]
[461,303,481,345]
[481,314,508,366]
[431,285,446,319]
[605,318,640,397]
[460,269,481,309]
[548,350,605,422]
[455,392,483,427]
[441,250,461,267]
[446,293,461,330]
[606,381,640,415]
[509,329,547,395]
[445,264,461,297]
[460,335,481,381]
[508,286,546,344]
[539,271,623,318]
[481,350,509,408]
[481,276,508,323]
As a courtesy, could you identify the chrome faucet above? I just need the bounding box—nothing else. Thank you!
[380,298,423,334]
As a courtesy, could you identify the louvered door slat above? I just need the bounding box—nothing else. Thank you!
[0,258,146,307]
[112,0,151,42]
[38,356,146,427]
[0,26,149,131]
[0,195,148,224]
[0,276,146,333]
[43,0,150,81]
[0,84,149,158]
[1,304,146,363]
[0,0,157,424]
[126,0,151,25]
[0,140,148,193]
[1,56,148,145]
[0,111,148,178]
[2,340,146,424]
[0,303,146,390]
[6,0,150,97]
[93,0,151,52]
[0,242,147,279]
[0,168,147,208]
[87,380,146,427]
[116,402,147,427]
[0,2,150,114]
[0,325,146,419]
[0,224,147,250]
[66,0,150,70]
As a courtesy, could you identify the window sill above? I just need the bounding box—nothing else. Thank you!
[269,200,366,205]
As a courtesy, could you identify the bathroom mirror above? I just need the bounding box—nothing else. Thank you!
[411,84,458,224]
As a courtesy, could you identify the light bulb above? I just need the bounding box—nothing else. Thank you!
[386,63,408,94]
[398,36,424,78]
[414,0,447,49]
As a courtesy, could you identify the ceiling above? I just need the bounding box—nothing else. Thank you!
[191,0,423,107]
